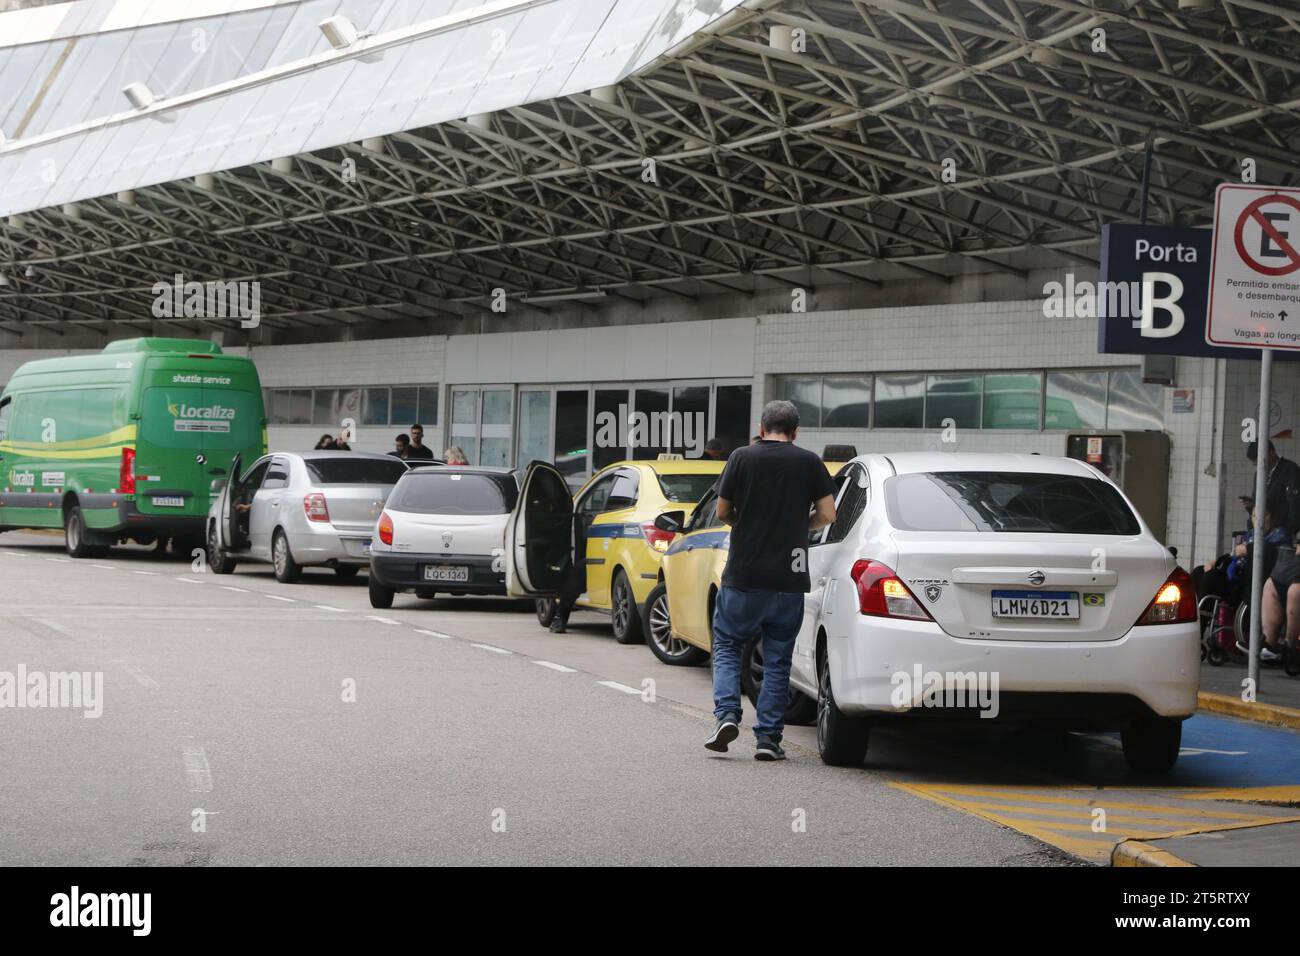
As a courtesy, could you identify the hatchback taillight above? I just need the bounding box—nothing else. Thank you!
[378,511,394,546]
[120,447,136,495]
[850,559,932,621]
[1136,567,1197,625]
[303,493,330,523]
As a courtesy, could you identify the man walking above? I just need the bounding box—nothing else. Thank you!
[705,400,836,761]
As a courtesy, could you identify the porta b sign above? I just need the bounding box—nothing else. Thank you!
[1206,184,1300,350]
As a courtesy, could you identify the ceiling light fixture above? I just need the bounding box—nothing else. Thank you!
[320,15,371,50]
[122,82,157,110]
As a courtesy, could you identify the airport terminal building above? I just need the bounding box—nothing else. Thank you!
[3,0,1298,567]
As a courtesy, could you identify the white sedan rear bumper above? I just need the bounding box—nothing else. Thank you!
[829,617,1200,725]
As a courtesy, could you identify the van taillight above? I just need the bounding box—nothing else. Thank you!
[1136,567,1197,625]
[378,511,394,546]
[850,560,932,621]
[120,447,136,495]
[303,493,330,522]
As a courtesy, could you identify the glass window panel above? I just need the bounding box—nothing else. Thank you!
[632,387,669,460]
[313,389,337,426]
[480,437,511,468]
[269,389,291,425]
[554,389,590,486]
[455,436,477,465]
[983,372,1042,430]
[1045,371,1106,429]
[482,388,511,426]
[390,387,419,427]
[822,375,871,429]
[1106,369,1164,430]
[290,389,313,425]
[518,390,551,465]
[874,375,925,428]
[417,386,439,425]
[925,374,981,429]
[593,388,627,469]
[363,387,390,426]
[671,385,709,457]
[452,389,478,424]
[713,384,751,457]
[777,376,822,429]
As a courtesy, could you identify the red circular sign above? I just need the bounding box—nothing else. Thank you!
[1233,194,1300,276]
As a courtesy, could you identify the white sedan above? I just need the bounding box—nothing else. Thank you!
[787,453,1199,773]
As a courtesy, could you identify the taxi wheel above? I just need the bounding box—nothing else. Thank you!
[334,565,360,580]
[535,598,557,628]
[643,583,707,666]
[272,529,302,584]
[206,523,237,575]
[1120,717,1181,773]
[816,647,869,766]
[369,576,395,609]
[610,570,644,645]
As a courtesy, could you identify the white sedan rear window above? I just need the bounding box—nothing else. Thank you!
[885,471,1140,534]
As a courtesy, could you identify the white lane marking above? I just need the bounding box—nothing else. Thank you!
[314,604,346,613]
[92,564,115,570]
[176,576,204,583]
[32,617,75,637]
[3,550,30,556]
[46,557,69,563]
[471,642,512,655]
[414,629,454,639]
[366,615,398,625]
[122,664,158,689]
[265,594,295,602]
[182,745,213,793]
[133,570,159,576]
[533,660,577,673]
[597,680,642,695]
[220,586,249,593]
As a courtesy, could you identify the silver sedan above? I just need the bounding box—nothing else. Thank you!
[206,451,411,582]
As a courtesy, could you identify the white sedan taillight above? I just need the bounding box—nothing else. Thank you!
[303,493,330,523]
[850,559,933,621]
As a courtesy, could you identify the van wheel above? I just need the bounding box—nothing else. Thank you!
[369,576,395,609]
[64,505,103,558]
[742,637,816,725]
[206,523,237,574]
[643,583,708,666]
[1121,717,1182,773]
[272,530,302,583]
[610,570,644,644]
[334,565,360,580]
[816,648,870,766]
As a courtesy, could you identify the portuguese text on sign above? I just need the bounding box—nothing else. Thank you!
[1207,184,1300,350]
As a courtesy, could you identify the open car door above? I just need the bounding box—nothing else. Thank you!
[215,453,241,552]
[506,460,573,597]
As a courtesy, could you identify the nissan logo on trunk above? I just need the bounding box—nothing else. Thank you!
[1027,570,1046,586]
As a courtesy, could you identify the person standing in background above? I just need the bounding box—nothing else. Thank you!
[407,424,435,460]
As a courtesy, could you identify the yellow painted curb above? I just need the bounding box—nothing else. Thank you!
[1197,691,1300,731]
[1112,840,1195,867]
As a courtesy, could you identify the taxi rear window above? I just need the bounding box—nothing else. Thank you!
[656,472,718,503]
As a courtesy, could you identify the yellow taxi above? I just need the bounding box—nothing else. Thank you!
[643,460,846,715]
[505,456,725,643]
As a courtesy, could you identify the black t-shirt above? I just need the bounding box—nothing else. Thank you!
[717,440,836,593]
[406,444,435,460]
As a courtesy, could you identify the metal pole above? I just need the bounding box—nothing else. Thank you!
[1248,348,1273,692]
[1138,129,1155,225]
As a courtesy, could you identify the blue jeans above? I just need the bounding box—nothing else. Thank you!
[711,586,805,741]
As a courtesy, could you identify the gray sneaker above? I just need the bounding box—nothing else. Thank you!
[755,736,787,761]
[704,716,740,752]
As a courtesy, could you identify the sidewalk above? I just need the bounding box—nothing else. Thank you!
[1198,659,1300,729]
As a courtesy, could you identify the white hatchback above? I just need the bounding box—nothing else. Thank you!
[787,453,1199,773]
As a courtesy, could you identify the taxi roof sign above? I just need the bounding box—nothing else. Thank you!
[656,453,684,460]
[1206,184,1300,350]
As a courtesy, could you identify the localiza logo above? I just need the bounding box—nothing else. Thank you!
[167,401,236,420]
[50,886,151,936]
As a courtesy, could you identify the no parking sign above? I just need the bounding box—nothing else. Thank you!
[1206,184,1300,350]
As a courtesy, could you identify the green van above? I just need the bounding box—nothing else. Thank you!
[0,338,266,557]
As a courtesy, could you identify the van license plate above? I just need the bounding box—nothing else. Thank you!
[991,590,1079,619]
[424,565,469,583]
[151,496,185,507]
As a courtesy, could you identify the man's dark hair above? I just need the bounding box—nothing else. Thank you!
[395,433,410,445]
[1247,439,1277,462]
[760,400,800,436]
[704,438,723,453]
[410,423,423,432]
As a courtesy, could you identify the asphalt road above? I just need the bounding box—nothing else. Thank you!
[2,530,1292,866]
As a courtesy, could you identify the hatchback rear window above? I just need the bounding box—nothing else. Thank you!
[389,472,519,515]
[305,457,409,485]
[885,471,1140,535]
[656,472,718,503]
